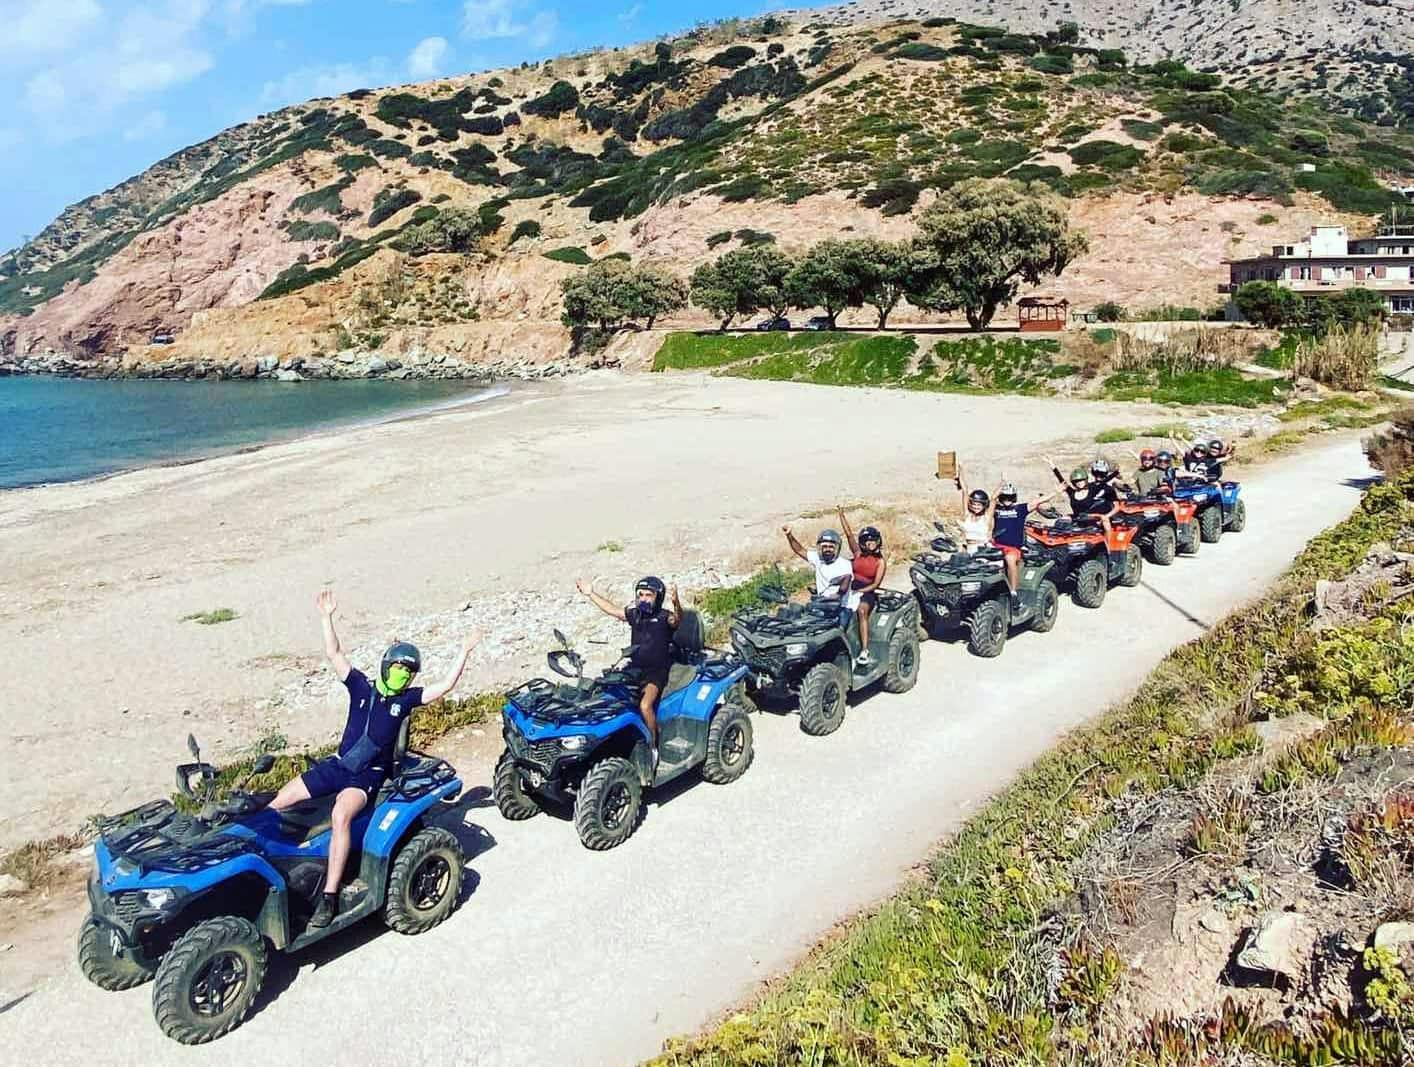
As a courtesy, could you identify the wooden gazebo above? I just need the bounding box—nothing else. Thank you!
[1017,296,1069,332]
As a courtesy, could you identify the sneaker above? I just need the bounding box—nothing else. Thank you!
[309,892,338,929]
[856,649,872,666]
[649,747,660,777]
[1010,593,1022,611]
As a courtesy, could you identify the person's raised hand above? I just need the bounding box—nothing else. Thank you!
[316,589,337,617]
[462,629,482,655]
[781,524,791,536]
[575,578,591,596]
[669,583,679,602]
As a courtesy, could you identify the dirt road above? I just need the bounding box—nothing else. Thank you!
[0,372,1169,848]
[0,436,1372,1063]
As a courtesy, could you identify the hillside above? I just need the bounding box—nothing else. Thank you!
[1,10,1412,376]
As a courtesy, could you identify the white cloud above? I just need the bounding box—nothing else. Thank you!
[261,58,392,107]
[462,0,557,48]
[407,35,450,79]
[0,0,104,59]
[124,110,169,141]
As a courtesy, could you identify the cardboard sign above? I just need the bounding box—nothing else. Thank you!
[935,451,957,480]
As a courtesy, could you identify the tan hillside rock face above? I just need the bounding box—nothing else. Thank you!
[4,169,331,359]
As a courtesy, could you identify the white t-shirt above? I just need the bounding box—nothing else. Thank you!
[961,513,991,552]
[807,549,853,600]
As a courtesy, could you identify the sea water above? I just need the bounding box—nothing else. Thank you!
[0,375,505,489]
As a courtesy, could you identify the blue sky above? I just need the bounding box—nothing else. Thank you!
[1,0,778,252]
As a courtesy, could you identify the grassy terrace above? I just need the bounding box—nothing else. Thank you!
[652,331,1297,408]
[654,469,1414,1067]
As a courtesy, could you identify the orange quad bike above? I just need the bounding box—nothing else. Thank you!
[1025,511,1143,608]
[1113,492,1200,565]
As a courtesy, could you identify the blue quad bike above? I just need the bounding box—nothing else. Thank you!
[78,732,465,1044]
[493,610,754,850]
[1173,479,1247,544]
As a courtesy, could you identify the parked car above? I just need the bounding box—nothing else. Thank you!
[754,316,791,332]
[803,316,833,331]
[151,332,175,345]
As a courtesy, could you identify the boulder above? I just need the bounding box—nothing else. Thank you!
[336,350,358,365]
[0,873,27,896]
[256,355,279,373]
[365,355,388,375]
[1374,922,1414,954]
[273,368,303,382]
[1237,910,1309,979]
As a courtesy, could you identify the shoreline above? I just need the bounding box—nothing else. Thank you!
[0,378,520,493]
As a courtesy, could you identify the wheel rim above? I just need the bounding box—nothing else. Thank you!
[1043,593,1056,623]
[822,681,841,715]
[189,951,248,1018]
[721,723,745,765]
[602,781,632,830]
[410,853,452,912]
[990,613,1004,638]
[899,644,916,677]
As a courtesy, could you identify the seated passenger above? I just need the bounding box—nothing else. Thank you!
[1130,448,1165,497]
[838,507,887,666]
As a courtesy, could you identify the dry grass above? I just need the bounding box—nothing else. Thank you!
[1109,328,1251,375]
[1365,406,1414,477]
[0,831,88,892]
[1292,324,1381,391]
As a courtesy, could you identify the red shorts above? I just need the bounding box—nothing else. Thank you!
[992,540,1021,562]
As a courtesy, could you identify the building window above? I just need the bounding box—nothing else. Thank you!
[1394,297,1414,313]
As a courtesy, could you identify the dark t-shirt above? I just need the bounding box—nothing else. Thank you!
[625,605,674,674]
[339,669,424,772]
[1184,452,1224,481]
[992,502,1030,547]
[1066,483,1117,517]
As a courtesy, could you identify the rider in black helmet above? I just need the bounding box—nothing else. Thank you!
[269,590,480,928]
[837,507,888,665]
[577,574,685,764]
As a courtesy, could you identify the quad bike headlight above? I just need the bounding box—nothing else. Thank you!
[961,581,982,593]
[784,642,809,657]
[558,735,590,751]
[730,627,749,649]
[141,888,178,909]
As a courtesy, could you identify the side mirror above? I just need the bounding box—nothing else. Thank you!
[934,521,949,533]
[187,733,201,759]
[552,628,569,650]
[252,754,276,775]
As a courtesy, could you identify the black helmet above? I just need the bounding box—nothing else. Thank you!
[1155,450,1173,468]
[997,482,1018,504]
[859,525,883,549]
[380,641,421,686]
[1191,441,1209,455]
[1090,457,1113,478]
[968,488,990,509]
[1208,438,1225,454]
[817,529,842,546]
[634,575,666,611]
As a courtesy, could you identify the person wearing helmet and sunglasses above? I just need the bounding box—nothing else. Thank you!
[1049,457,1118,538]
[956,462,1061,608]
[268,589,480,928]
[577,575,685,765]
[837,507,887,665]
[782,524,855,613]
[1183,437,1235,482]
[1153,449,1177,493]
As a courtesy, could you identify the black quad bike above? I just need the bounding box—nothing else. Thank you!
[729,578,921,736]
[910,524,1061,658]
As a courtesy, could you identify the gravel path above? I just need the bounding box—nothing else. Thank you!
[0,436,1372,1064]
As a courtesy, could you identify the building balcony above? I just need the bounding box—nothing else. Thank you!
[1283,278,1411,292]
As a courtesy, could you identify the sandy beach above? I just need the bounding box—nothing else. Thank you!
[1,370,1176,848]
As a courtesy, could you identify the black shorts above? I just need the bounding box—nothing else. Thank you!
[301,757,386,801]
[635,665,671,692]
[856,590,878,609]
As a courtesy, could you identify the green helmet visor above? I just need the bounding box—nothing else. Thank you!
[379,664,414,695]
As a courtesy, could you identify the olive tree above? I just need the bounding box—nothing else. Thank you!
[845,238,928,330]
[561,260,688,331]
[690,246,793,331]
[785,241,862,329]
[911,178,1088,330]
[1233,280,1304,328]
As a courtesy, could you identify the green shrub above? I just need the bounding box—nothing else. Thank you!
[1027,54,1073,75]
[1295,163,1404,214]
[368,186,422,226]
[285,220,340,242]
[368,138,412,159]
[706,231,733,250]
[1068,140,1144,170]
[543,246,592,265]
[715,174,768,202]
[510,219,542,243]
[290,178,350,216]
[1094,300,1126,322]
[708,46,756,69]
[1120,118,1164,140]
[894,42,950,62]
[333,153,377,173]
[523,80,580,118]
